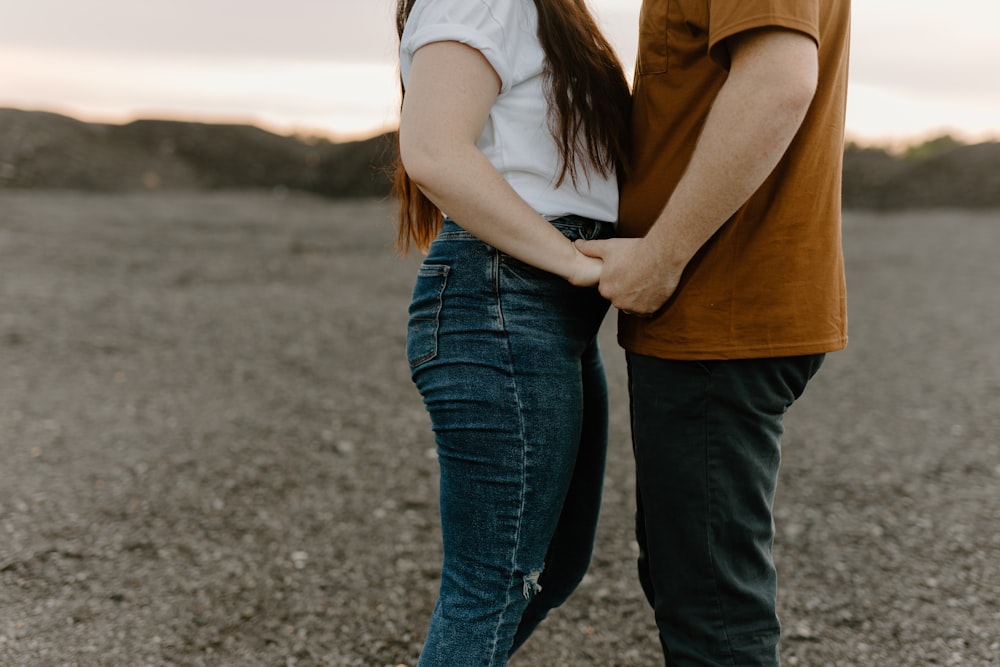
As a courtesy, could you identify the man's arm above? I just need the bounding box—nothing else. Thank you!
[577,27,819,313]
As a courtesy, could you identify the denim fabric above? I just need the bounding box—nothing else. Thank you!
[407,217,612,666]
[626,353,825,667]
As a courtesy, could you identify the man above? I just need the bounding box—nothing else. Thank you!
[576,1,851,665]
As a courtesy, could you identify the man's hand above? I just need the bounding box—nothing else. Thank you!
[574,237,683,315]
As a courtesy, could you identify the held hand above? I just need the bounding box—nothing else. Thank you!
[564,248,603,287]
[574,238,682,315]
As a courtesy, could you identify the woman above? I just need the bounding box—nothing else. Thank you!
[395,0,630,663]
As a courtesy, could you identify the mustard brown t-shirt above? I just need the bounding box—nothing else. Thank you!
[618,0,851,360]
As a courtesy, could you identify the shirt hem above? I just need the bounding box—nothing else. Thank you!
[709,15,820,68]
[617,335,848,361]
[402,23,512,91]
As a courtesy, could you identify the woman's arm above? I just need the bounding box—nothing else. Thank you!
[398,40,601,286]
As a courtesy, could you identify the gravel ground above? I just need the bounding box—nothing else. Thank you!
[0,191,997,666]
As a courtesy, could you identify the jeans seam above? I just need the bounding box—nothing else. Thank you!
[491,248,504,328]
[486,250,530,666]
[703,365,738,666]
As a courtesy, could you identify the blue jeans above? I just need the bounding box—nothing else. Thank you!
[627,353,825,667]
[407,217,612,666]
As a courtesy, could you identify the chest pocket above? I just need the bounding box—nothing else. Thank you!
[637,0,709,76]
[637,0,669,75]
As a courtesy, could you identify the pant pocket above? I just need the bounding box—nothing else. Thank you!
[406,264,449,368]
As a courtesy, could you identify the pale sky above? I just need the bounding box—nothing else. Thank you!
[1,0,999,145]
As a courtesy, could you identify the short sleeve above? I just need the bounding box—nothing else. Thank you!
[707,0,820,69]
[400,0,516,92]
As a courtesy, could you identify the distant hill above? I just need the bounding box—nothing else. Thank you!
[0,108,394,198]
[2,108,999,208]
[842,137,1000,209]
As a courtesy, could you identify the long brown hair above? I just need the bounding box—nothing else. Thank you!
[393,0,631,253]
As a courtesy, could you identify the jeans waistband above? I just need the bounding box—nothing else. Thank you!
[440,215,614,241]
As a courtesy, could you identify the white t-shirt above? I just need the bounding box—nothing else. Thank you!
[399,0,619,223]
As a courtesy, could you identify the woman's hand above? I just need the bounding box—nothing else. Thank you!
[563,247,603,287]
[575,237,681,314]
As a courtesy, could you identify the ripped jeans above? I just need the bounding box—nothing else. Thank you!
[408,217,612,666]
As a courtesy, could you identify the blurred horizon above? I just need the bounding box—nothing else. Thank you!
[3,103,998,152]
[2,1,999,147]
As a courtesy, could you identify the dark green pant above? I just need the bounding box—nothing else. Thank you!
[627,353,825,667]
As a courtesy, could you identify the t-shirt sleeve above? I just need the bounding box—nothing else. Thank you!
[707,0,820,69]
[399,0,515,92]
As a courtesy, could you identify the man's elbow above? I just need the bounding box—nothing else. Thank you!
[783,57,818,117]
[759,43,818,120]
[752,55,817,133]
[731,29,819,118]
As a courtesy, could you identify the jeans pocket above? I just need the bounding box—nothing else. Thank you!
[407,263,449,368]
